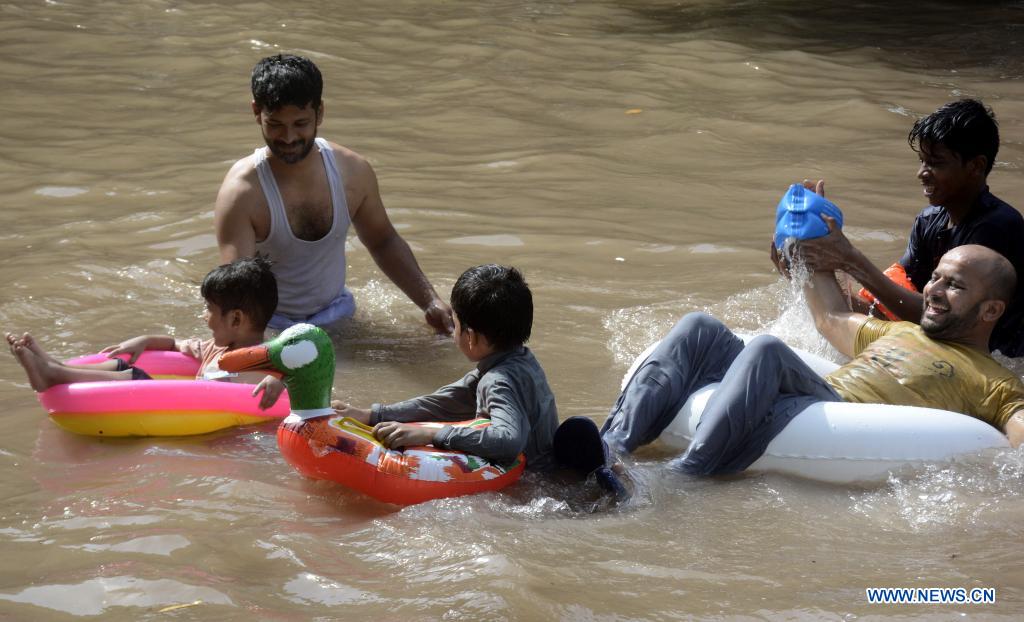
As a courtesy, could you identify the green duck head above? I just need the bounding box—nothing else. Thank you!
[219,323,335,416]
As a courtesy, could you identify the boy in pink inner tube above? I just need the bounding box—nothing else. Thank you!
[7,256,286,411]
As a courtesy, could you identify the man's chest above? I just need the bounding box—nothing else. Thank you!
[278,179,334,241]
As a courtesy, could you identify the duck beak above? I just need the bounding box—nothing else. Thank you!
[219,345,272,372]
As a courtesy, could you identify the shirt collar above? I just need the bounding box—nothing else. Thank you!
[475,345,526,374]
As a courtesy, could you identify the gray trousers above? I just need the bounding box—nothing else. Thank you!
[601,312,841,475]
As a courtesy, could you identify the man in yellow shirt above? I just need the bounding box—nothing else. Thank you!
[600,244,1024,475]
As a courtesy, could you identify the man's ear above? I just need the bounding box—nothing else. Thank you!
[315,101,324,125]
[967,154,988,179]
[980,299,1006,323]
[252,101,262,121]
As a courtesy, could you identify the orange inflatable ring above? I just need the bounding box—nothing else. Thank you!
[278,415,526,505]
[857,262,917,320]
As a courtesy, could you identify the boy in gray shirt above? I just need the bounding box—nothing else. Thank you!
[335,265,558,470]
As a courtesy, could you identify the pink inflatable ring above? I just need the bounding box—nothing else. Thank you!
[37,351,290,436]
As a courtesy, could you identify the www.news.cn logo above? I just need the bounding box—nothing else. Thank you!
[866,587,995,604]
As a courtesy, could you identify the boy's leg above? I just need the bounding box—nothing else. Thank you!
[601,312,746,455]
[11,333,61,365]
[64,360,124,372]
[14,332,122,371]
[669,334,841,475]
[9,340,132,391]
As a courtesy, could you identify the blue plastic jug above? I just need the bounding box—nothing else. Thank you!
[773,184,844,250]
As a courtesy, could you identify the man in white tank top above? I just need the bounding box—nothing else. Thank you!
[214,54,453,333]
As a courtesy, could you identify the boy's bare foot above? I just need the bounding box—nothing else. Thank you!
[18,333,60,365]
[9,341,60,391]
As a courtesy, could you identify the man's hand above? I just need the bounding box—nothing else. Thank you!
[770,179,828,279]
[769,240,792,279]
[331,400,372,425]
[424,298,454,335]
[796,213,858,273]
[373,422,436,449]
[253,376,286,410]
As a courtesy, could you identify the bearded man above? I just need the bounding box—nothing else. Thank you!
[214,54,453,333]
[601,244,1024,474]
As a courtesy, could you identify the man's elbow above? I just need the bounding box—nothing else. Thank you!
[363,231,403,257]
[811,313,833,340]
[1004,414,1024,448]
[217,243,245,264]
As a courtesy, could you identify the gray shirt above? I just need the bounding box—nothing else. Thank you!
[371,346,558,470]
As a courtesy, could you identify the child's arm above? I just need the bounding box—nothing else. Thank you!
[100,335,178,364]
[377,373,528,464]
[427,375,528,464]
[369,370,479,424]
[252,375,286,410]
[331,401,373,424]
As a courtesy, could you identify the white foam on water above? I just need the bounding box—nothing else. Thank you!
[34,186,88,198]
[447,234,524,247]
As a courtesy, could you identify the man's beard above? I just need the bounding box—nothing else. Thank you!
[920,300,982,341]
[264,130,317,164]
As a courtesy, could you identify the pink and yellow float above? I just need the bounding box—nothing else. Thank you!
[37,351,289,436]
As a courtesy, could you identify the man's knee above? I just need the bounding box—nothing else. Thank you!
[742,334,788,359]
[667,312,726,341]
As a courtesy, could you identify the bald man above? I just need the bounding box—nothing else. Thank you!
[601,244,1024,475]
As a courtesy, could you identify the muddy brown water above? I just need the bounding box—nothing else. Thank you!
[2,0,1023,619]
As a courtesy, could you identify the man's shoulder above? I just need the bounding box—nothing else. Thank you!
[216,153,263,209]
[912,204,946,227]
[864,318,916,340]
[224,151,260,180]
[977,190,1024,227]
[906,206,947,244]
[321,140,370,169]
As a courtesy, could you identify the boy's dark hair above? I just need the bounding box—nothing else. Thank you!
[908,99,999,175]
[201,255,278,331]
[251,54,323,112]
[451,264,533,351]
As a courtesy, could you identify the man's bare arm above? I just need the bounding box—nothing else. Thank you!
[804,269,869,359]
[348,157,453,334]
[213,162,258,263]
[802,224,924,321]
[1004,412,1024,448]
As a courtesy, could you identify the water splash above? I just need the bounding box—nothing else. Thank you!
[850,448,1024,531]
[604,261,849,370]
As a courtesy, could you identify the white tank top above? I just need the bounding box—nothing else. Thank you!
[253,137,351,320]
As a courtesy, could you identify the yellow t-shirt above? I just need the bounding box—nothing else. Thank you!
[824,319,1024,429]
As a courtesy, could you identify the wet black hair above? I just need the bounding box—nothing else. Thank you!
[908,99,999,175]
[251,54,323,112]
[451,264,533,351]
[200,255,278,331]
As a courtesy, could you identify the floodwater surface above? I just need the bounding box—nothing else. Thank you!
[1,0,1023,619]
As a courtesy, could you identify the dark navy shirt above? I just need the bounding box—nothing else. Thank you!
[899,187,1024,356]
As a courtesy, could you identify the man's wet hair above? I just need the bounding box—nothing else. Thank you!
[201,255,278,331]
[451,265,533,351]
[908,99,999,175]
[251,54,323,112]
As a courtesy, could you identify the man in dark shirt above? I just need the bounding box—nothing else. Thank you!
[791,99,1024,356]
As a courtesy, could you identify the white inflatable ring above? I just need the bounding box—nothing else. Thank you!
[622,338,1010,483]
